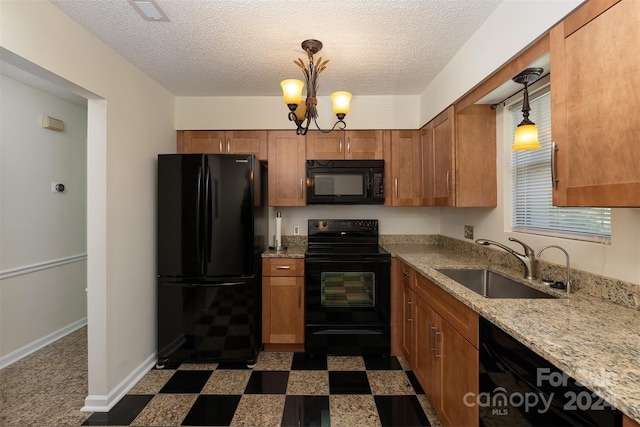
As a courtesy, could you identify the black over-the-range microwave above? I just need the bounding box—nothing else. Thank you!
[306,159,385,204]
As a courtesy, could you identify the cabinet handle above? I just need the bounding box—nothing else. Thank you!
[551,141,559,188]
[339,138,343,153]
[406,300,412,321]
[347,137,351,153]
[275,265,291,270]
[446,170,450,196]
[226,137,231,154]
[394,179,399,199]
[402,271,410,278]
[299,178,304,199]
[219,138,223,153]
[429,324,436,354]
[435,330,442,358]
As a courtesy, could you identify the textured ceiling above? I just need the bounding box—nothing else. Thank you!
[49,0,503,97]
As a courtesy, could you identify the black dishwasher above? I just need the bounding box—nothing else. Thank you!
[479,318,622,427]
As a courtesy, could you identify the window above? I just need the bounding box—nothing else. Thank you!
[510,90,611,242]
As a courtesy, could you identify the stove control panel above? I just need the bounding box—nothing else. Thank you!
[308,219,378,233]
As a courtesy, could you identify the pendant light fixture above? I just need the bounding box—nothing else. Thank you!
[511,67,543,151]
[281,40,352,135]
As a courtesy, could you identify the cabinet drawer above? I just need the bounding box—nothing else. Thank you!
[415,273,478,348]
[263,258,304,276]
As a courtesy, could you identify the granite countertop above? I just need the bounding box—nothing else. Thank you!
[262,245,306,258]
[382,244,640,423]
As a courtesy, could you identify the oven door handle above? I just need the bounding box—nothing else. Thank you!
[305,256,390,263]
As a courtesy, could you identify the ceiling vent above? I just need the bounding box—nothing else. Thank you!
[128,0,170,21]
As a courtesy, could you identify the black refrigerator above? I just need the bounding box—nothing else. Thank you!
[156,154,267,367]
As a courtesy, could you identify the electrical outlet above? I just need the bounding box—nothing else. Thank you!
[293,225,300,236]
[464,225,474,240]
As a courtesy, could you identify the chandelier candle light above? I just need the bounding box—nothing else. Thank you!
[281,39,352,135]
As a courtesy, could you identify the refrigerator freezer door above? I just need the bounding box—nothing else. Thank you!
[204,155,255,277]
[158,154,206,278]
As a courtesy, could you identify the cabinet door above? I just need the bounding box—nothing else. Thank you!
[389,130,421,206]
[551,0,640,206]
[345,130,384,160]
[432,107,455,207]
[413,296,440,409]
[306,131,345,159]
[420,123,434,206]
[262,276,304,344]
[401,283,415,363]
[455,105,496,207]
[439,319,479,427]
[226,130,267,160]
[180,130,225,154]
[267,131,307,206]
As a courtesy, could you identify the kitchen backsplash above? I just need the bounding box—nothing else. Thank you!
[279,234,640,311]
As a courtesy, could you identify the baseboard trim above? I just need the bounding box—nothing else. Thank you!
[81,352,157,413]
[0,317,87,369]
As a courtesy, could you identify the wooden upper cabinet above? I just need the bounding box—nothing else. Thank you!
[455,104,496,207]
[431,107,456,206]
[422,105,496,207]
[550,0,640,206]
[345,130,385,159]
[386,130,421,206]
[306,130,384,160]
[420,123,434,206]
[267,131,306,206]
[178,130,267,160]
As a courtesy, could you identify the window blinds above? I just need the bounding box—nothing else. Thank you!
[510,91,611,243]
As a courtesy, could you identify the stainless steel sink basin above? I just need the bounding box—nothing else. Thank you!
[436,269,557,299]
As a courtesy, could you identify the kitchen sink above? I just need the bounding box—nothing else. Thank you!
[436,269,557,299]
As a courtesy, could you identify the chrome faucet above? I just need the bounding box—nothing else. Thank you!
[476,237,537,280]
[538,245,571,294]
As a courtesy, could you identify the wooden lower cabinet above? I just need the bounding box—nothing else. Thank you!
[625,415,640,427]
[399,270,479,427]
[262,258,304,351]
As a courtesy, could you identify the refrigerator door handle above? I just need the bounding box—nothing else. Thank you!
[204,165,212,263]
[196,166,203,263]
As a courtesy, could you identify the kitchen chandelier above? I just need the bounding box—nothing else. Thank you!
[511,67,543,151]
[280,39,352,135]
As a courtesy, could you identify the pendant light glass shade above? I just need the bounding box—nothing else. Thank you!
[513,123,541,150]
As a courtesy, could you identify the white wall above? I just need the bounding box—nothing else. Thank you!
[0,75,87,364]
[176,95,420,130]
[0,0,175,410]
[274,206,441,238]
[439,107,640,285]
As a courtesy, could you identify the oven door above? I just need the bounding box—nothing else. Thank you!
[304,255,390,355]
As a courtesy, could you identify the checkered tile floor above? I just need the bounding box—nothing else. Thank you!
[82,352,441,426]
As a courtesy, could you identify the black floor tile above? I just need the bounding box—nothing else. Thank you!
[181,394,241,426]
[291,352,328,370]
[375,395,431,427]
[281,395,331,427]
[82,394,153,425]
[329,371,371,394]
[406,370,425,394]
[159,370,212,393]
[244,370,289,394]
[363,355,403,370]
